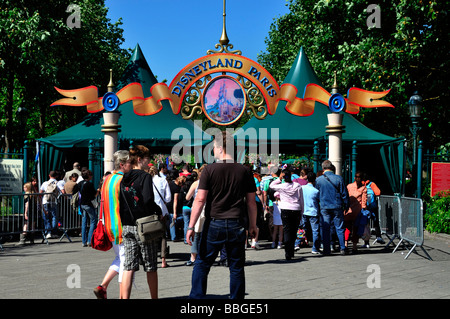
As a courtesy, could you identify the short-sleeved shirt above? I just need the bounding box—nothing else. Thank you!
[198,162,256,219]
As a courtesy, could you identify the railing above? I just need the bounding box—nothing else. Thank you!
[0,192,96,250]
[378,195,432,260]
[377,195,401,248]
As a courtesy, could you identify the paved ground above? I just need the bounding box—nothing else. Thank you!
[1,230,449,302]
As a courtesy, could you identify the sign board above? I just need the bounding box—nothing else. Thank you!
[431,162,450,197]
[0,159,23,194]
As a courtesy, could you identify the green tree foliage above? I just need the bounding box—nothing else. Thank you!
[0,0,130,153]
[258,0,448,152]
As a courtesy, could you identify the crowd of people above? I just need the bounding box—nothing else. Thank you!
[18,164,102,246]
[19,132,385,299]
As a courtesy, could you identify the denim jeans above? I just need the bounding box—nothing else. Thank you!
[301,215,321,252]
[169,213,184,241]
[182,207,191,243]
[320,209,346,254]
[43,203,58,236]
[189,218,246,299]
[81,205,97,245]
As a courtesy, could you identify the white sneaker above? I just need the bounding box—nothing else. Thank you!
[45,233,52,239]
[252,242,261,250]
[294,245,300,251]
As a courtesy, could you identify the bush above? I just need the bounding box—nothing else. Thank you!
[425,190,450,234]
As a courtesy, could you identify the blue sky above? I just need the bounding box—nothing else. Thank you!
[105,0,290,82]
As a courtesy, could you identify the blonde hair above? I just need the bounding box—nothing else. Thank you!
[148,166,159,177]
[23,182,32,199]
[175,176,186,185]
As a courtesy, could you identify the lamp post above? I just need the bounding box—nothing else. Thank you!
[408,91,422,166]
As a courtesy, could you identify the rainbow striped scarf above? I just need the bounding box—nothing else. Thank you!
[101,171,123,244]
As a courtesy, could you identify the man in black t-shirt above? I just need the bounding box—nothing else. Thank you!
[186,131,257,299]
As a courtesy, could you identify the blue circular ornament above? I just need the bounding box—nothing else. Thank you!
[102,92,119,112]
[328,93,346,113]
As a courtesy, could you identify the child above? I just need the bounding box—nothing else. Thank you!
[271,192,283,249]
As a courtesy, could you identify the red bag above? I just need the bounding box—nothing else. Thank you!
[91,203,112,251]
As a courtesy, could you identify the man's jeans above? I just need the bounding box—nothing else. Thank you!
[43,203,58,236]
[81,205,97,245]
[301,215,321,252]
[320,209,346,254]
[190,218,246,299]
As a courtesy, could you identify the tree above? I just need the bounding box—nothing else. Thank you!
[258,0,448,152]
[0,0,131,153]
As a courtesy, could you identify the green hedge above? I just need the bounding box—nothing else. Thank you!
[425,190,450,234]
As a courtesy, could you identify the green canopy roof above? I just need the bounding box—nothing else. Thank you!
[40,44,207,149]
[235,47,399,146]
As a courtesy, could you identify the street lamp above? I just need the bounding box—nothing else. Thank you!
[408,91,422,166]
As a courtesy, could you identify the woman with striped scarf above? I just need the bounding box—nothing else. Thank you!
[93,150,132,299]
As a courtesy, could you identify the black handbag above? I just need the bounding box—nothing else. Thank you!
[120,185,165,243]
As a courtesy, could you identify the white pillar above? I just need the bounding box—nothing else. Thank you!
[101,112,121,173]
[326,113,345,176]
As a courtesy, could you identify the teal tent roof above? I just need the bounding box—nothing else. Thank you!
[235,47,398,146]
[40,44,208,149]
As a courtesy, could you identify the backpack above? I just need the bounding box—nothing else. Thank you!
[44,180,59,202]
[71,181,85,211]
[267,185,277,202]
[366,182,376,210]
[263,177,276,202]
[71,190,81,211]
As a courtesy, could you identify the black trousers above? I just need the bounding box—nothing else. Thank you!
[280,209,302,259]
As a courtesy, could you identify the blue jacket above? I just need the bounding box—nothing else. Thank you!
[315,171,349,211]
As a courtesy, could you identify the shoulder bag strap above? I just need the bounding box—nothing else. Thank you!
[323,174,341,194]
[120,184,135,221]
[152,180,167,205]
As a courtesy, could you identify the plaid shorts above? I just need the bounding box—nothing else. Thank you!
[122,225,158,272]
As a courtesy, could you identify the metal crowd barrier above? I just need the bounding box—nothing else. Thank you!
[393,197,432,260]
[377,195,401,249]
[0,192,96,250]
[378,195,432,261]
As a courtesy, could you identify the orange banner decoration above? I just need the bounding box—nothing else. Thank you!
[51,86,103,113]
[281,83,394,116]
[51,82,173,116]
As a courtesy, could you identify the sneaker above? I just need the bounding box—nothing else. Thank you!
[376,237,385,244]
[271,242,276,249]
[93,285,107,299]
[45,233,52,239]
[311,250,322,255]
[360,244,370,248]
[185,260,194,266]
[252,242,261,250]
[294,245,300,251]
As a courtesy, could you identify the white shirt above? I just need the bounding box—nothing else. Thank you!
[152,174,171,216]
[40,178,59,205]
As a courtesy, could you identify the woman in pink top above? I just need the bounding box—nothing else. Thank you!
[345,171,367,253]
[269,169,304,260]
